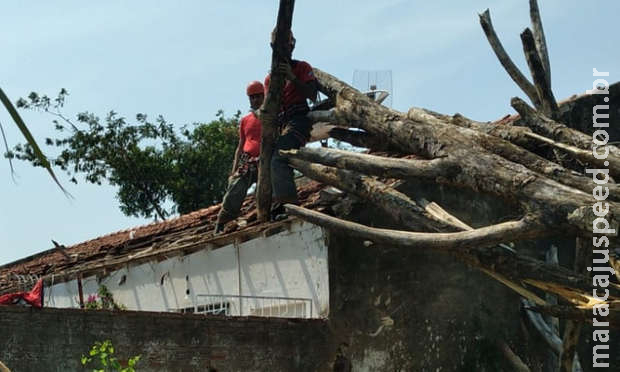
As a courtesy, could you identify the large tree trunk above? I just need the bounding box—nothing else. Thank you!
[256,0,295,222]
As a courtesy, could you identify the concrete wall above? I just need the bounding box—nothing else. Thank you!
[44,221,329,318]
[0,306,331,372]
[322,180,619,371]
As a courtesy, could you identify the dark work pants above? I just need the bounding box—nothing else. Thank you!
[271,114,312,204]
[216,166,257,224]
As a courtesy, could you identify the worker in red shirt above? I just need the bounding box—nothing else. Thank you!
[214,81,264,234]
[265,30,318,219]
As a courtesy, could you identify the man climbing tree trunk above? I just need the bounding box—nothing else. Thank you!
[256,0,295,222]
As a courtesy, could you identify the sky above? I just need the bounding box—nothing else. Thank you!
[1,0,618,265]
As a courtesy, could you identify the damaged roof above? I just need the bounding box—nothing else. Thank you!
[0,180,330,294]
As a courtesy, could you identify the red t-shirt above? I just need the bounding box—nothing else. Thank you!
[239,112,262,157]
[264,60,316,110]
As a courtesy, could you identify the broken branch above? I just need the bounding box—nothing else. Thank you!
[520,28,559,118]
[282,147,460,181]
[284,204,544,251]
[479,9,541,108]
[528,0,551,88]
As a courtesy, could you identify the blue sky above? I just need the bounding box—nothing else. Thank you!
[1,0,618,265]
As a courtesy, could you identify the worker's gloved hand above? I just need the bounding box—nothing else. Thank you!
[277,62,296,81]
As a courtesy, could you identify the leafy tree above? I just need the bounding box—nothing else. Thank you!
[7,90,240,220]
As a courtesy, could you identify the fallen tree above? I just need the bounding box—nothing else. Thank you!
[259,0,617,370]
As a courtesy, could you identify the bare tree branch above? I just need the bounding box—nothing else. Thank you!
[528,0,551,88]
[479,9,541,108]
[522,299,584,371]
[282,147,460,181]
[511,97,591,149]
[513,97,620,177]
[285,204,544,251]
[496,339,531,372]
[520,28,559,119]
[287,158,456,232]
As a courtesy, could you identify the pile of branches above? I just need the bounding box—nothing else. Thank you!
[259,1,617,370]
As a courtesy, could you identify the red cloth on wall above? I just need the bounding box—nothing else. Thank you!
[0,279,44,308]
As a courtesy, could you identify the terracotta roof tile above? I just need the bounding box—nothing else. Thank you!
[0,180,326,293]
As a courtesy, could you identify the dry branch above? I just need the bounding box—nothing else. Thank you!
[287,158,456,232]
[528,0,551,88]
[496,339,531,372]
[520,28,559,119]
[526,302,620,329]
[282,147,459,181]
[479,9,541,108]
[511,97,590,148]
[512,97,620,177]
[257,0,295,222]
[284,204,542,251]
[522,300,585,371]
[559,321,582,372]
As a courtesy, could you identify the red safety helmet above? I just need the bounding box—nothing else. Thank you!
[246,81,264,96]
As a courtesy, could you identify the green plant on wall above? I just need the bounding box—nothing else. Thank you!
[85,285,126,310]
[81,340,141,372]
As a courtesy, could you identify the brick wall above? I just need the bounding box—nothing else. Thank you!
[0,306,330,372]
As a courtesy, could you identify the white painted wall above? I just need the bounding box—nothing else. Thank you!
[43,221,329,318]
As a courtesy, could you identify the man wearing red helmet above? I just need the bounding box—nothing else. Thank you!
[264,30,318,219]
[214,81,265,234]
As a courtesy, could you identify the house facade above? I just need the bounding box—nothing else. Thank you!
[45,220,329,318]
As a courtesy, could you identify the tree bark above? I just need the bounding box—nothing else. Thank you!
[256,0,295,222]
[328,127,398,152]
[409,108,620,201]
[512,97,620,177]
[283,147,459,181]
[285,203,542,251]
[313,68,620,236]
[521,28,559,119]
[528,0,552,89]
[478,10,541,108]
[286,158,460,232]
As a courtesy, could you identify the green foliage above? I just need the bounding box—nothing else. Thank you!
[8,90,240,219]
[85,285,126,310]
[81,340,141,372]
